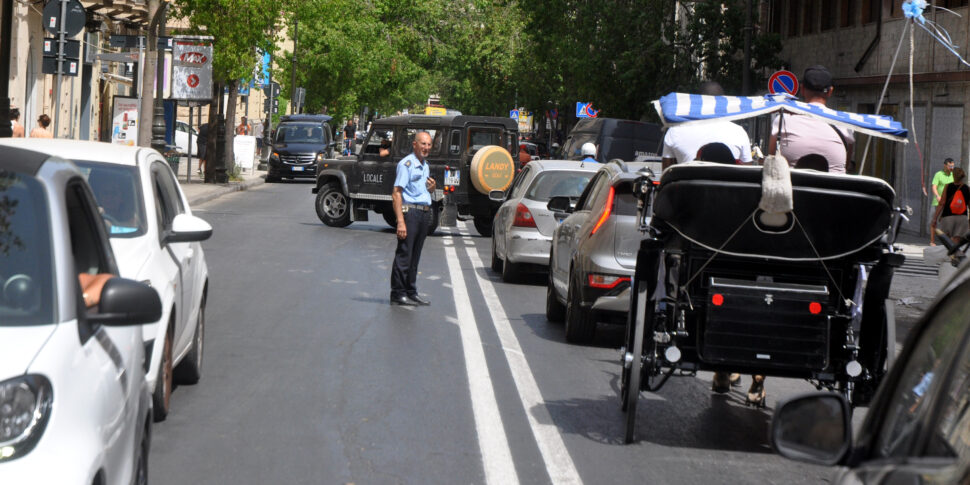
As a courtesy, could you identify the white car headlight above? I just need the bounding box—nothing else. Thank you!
[0,375,53,461]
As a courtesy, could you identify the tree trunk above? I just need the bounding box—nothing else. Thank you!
[224,80,238,176]
[204,84,219,183]
[138,0,160,147]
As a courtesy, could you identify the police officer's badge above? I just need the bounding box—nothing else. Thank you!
[404,161,411,167]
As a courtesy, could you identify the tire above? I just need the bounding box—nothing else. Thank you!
[546,269,565,322]
[316,183,352,227]
[428,204,440,235]
[564,275,597,343]
[502,252,520,283]
[175,294,205,385]
[382,209,397,228]
[265,173,280,183]
[491,237,503,273]
[474,216,493,237]
[134,419,150,485]
[152,326,173,422]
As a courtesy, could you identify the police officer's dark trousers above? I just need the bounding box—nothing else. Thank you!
[390,208,430,298]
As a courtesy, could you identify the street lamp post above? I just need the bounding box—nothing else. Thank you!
[150,1,171,154]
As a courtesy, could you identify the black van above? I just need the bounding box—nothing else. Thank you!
[560,118,662,163]
[267,114,337,182]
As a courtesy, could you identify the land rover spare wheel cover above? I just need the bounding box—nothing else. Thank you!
[470,145,515,194]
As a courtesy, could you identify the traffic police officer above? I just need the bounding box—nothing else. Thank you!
[390,131,435,306]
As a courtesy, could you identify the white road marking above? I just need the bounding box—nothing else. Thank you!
[457,222,584,485]
[443,233,520,485]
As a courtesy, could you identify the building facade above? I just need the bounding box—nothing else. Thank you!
[769,0,970,236]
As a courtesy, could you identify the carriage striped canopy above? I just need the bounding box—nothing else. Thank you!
[653,93,908,142]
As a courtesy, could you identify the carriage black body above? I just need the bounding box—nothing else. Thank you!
[620,162,906,443]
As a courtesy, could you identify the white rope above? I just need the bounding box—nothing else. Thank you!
[859,23,909,174]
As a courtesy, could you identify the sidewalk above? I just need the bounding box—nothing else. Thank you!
[171,155,266,206]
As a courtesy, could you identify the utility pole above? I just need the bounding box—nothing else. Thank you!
[52,0,67,137]
[742,0,752,95]
[150,1,171,154]
[290,15,297,115]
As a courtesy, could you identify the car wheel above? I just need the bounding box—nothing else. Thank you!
[428,204,440,235]
[152,325,173,422]
[175,294,205,385]
[565,275,597,343]
[265,173,280,183]
[316,183,352,227]
[490,237,503,273]
[501,251,520,283]
[382,209,397,228]
[134,418,150,485]
[473,216,492,237]
[546,266,565,322]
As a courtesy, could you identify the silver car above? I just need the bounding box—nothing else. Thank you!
[490,160,598,282]
[546,159,661,344]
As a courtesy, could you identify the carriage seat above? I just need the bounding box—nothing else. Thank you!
[654,162,895,261]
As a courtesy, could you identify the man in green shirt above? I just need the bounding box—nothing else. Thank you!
[931,157,956,245]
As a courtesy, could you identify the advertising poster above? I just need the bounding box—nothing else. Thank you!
[111,96,140,146]
[234,135,256,171]
[172,38,214,101]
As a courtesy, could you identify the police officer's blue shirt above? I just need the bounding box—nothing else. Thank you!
[394,153,432,205]
[582,156,599,163]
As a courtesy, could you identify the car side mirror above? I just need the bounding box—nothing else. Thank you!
[165,214,213,244]
[547,196,574,215]
[771,393,851,466]
[89,278,162,326]
[489,190,506,202]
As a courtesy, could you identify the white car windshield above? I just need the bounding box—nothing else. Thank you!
[0,172,55,325]
[74,161,147,238]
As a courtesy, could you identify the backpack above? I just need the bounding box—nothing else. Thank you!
[950,186,967,215]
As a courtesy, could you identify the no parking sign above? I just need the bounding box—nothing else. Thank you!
[768,70,799,96]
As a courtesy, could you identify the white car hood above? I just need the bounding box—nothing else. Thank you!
[110,237,153,279]
[0,325,57,377]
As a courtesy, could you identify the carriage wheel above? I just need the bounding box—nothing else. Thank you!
[622,274,652,444]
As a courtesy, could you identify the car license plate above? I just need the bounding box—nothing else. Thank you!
[444,169,460,186]
[292,166,305,172]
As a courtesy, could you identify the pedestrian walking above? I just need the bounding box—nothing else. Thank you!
[930,158,956,246]
[390,131,435,306]
[932,167,970,244]
[344,119,356,155]
[661,81,752,169]
[197,121,209,175]
[236,116,250,135]
[10,107,24,137]
[30,114,53,138]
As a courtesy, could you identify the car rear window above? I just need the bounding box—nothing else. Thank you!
[613,182,638,216]
[525,170,594,202]
[0,171,55,326]
[74,161,147,238]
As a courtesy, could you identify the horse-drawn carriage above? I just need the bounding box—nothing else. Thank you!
[620,93,910,443]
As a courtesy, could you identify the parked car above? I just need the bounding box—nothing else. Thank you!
[546,158,661,343]
[0,139,212,422]
[490,160,598,282]
[771,259,970,483]
[0,144,160,484]
[560,117,662,163]
[175,120,198,156]
[267,114,337,182]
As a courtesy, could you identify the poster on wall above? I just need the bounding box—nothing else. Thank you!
[111,96,139,146]
[172,37,213,101]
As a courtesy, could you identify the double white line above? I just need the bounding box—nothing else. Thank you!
[442,224,582,485]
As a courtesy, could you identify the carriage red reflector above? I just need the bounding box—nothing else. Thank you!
[809,302,822,314]
[711,294,724,306]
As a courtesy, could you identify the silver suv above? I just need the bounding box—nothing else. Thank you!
[545,159,660,343]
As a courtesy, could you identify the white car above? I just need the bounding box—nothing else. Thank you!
[175,120,198,156]
[0,145,160,483]
[0,139,212,422]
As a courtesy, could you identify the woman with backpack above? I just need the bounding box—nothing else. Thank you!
[932,167,970,244]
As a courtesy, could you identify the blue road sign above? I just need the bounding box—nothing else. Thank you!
[768,70,799,95]
[576,102,599,118]
[510,109,519,119]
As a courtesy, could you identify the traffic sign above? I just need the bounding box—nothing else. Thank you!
[42,58,79,76]
[43,0,86,38]
[264,98,279,113]
[510,109,519,120]
[43,38,79,58]
[263,82,280,97]
[576,102,599,118]
[768,70,799,95]
[549,108,558,120]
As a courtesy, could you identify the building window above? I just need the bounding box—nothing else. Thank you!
[841,0,859,27]
[803,0,819,34]
[789,0,803,36]
[821,0,838,30]
[862,0,880,24]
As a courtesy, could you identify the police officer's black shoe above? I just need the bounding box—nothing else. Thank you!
[407,294,431,306]
[390,295,415,306]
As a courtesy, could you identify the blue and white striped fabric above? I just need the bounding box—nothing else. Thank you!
[654,93,908,142]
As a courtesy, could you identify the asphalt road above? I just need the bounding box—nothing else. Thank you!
[150,180,934,484]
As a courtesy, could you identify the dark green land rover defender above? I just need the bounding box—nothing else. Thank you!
[311,115,519,235]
